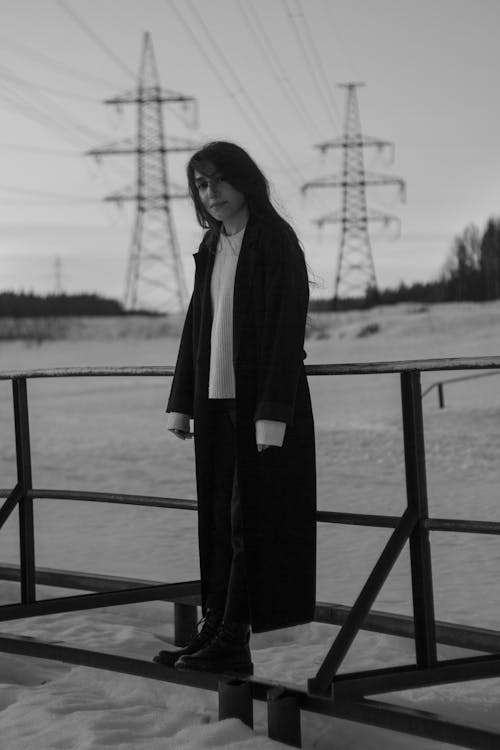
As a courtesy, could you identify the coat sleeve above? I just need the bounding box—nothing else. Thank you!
[254,234,309,425]
[166,294,195,417]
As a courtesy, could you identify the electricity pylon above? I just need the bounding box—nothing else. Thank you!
[87,32,199,313]
[303,82,405,305]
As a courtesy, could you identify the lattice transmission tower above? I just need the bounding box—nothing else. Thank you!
[88,32,199,313]
[303,82,405,305]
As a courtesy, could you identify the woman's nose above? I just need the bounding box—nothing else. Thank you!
[207,182,218,198]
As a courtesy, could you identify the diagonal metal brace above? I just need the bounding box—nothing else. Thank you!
[0,484,23,531]
[308,507,418,695]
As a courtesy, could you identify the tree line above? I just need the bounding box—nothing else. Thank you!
[310,216,500,311]
[0,292,124,317]
[2,217,500,315]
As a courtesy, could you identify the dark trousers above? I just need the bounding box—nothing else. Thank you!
[205,403,250,623]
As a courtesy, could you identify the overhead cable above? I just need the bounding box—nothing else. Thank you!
[179,0,312,188]
[294,0,342,126]
[0,34,118,89]
[0,69,105,144]
[0,142,79,156]
[0,85,85,148]
[0,184,100,201]
[236,0,323,141]
[0,65,99,103]
[57,0,138,83]
[281,0,340,134]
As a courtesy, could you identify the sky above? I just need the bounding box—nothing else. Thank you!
[1,0,500,307]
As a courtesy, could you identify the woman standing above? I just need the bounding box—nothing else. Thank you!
[154,141,316,676]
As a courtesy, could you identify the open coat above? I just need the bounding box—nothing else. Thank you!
[167,213,316,632]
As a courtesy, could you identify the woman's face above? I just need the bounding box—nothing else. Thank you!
[194,165,247,228]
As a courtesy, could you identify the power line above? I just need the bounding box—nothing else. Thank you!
[0,35,119,89]
[0,184,100,200]
[281,0,340,134]
[168,0,289,173]
[0,79,135,191]
[0,82,135,193]
[0,84,86,148]
[293,0,342,127]
[172,0,315,191]
[0,65,99,103]
[321,0,365,83]
[0,69,105,144]
[236,0,323,141]
[57,0,137,82]
[0,142,79,156]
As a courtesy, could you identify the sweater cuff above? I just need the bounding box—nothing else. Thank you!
[166,412,191,432]
[255,420,286,447]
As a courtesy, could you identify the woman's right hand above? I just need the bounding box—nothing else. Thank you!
[169,427,193,440]
[166,412,193,440]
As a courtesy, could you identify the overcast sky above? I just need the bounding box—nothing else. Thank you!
[1,0,499,302]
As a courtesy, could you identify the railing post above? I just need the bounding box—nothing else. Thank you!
[437,383,445,409]
[218,678,253,728]
[267,687,301,747]
[174,603,198,646]
[12,378,36,604]
[401,371,437,667]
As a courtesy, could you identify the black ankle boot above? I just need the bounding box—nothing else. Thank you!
[175,621,253,675]
[153,610,222,667]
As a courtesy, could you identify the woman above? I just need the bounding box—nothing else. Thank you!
[153,141,316,676]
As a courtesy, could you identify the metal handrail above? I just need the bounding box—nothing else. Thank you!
[422,369,500,408]
[0,358,499,748]
[2,355,500,380]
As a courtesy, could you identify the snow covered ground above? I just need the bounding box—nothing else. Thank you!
[0,302,499,748]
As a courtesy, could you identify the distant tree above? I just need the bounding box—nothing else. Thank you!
[0,292,125,317]
[309,217,500,311]
[480,218,500,299]
[441,223,482,301]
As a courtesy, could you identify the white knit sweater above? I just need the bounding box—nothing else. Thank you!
[167,226,285,447]
[208,227,244,398]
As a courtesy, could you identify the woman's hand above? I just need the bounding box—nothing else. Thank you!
[255,420,286,452]
[170,428,193,441]
[166,413,192,440]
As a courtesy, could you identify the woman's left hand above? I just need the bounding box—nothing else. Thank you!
[257,444,270,452]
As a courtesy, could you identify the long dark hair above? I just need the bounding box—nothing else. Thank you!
[186,141,292,235]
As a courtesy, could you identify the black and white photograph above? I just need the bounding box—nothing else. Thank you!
[0,1,499,748]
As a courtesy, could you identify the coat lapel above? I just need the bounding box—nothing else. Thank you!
[233,215,260,364]
[194,234,217,366]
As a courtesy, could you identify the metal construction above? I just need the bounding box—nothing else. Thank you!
[87,32,199,313]
[303,82,405,304]
[1,360,500,748]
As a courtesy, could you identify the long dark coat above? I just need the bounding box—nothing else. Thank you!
[167,213,316,632]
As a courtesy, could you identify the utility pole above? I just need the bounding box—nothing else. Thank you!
[87,32,199,313]
[303,82,405,306]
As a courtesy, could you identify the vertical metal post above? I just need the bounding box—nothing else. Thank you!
[12,378,36,604]
[401,371,437,667]
[174,603,198,646]
[218,678,253,728]
[438,383,445,409]
[267,687,301,747]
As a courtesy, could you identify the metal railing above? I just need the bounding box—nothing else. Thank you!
[422,369,500,408]
[1,357,500,749]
